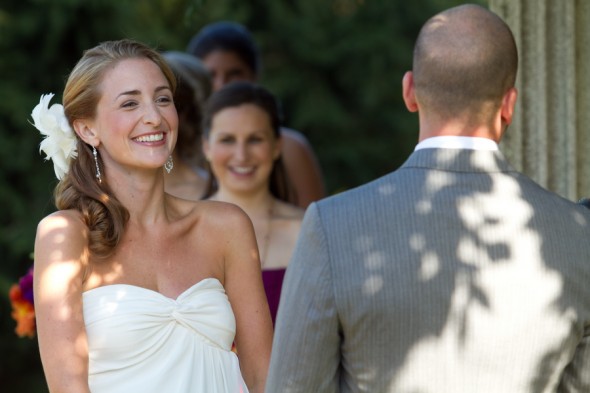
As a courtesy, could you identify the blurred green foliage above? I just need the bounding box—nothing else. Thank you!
[0,0,483,390]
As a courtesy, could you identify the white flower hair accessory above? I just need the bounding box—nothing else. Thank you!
[31,93,78,180]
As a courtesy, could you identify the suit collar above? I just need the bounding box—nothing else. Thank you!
[401,148,516,174]
[415,136,499,151]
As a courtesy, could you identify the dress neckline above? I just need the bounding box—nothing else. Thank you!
[82,277,222,301]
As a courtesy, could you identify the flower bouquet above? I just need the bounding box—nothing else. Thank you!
[9,267,36,338]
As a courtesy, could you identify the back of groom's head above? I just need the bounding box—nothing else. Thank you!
[412,4,518,122]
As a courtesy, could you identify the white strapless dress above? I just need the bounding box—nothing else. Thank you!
[82,278,248,393]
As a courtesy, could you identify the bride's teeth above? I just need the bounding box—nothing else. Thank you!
[135,133,163,142]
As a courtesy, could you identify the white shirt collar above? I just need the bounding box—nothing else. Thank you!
[414,136,499,151]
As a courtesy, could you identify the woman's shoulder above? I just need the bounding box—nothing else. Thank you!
[199,200,252,227]
[274,200,305,221]
[166,196,253,236]
[35,210,89,269]
[37,209,87,236]
[280,127,311,147]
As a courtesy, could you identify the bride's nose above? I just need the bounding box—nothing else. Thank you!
[143,103,162,126]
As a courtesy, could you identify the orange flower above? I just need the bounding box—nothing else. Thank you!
[9,284,36,338]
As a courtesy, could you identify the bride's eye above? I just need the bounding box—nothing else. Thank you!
[121,100,138,109]
[156,95,172,105]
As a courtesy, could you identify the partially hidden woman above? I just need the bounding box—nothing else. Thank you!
[32,39,272,393]
[202,81,304,325]
[162,50,212,201]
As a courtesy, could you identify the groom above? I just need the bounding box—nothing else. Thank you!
[266,4,590,393]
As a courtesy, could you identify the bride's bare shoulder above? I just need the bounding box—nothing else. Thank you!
[35,209,89,269]
[197,200,253,230]
[37,209,87,237]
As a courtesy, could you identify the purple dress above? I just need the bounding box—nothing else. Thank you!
[261,268,286,325]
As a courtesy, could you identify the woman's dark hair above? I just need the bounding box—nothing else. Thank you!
[187,21,260,76]
[202,81,294,202]
[163,51,212,167]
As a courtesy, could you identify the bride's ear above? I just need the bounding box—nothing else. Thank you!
[73,119,100,146]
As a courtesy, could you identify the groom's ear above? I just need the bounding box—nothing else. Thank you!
[73,119,100,146]
[402,71,419,113]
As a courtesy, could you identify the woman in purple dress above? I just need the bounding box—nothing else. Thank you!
[202,82,304,325]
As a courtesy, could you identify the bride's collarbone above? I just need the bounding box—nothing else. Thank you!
[92,248,211,282]
[125,218,198,242]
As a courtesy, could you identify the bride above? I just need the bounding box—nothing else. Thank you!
[32,39,272,393]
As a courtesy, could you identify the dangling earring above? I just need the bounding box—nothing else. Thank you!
[164,155,174,174]
[93,146,102,183]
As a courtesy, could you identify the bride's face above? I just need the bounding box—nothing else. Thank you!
[89,58,178,174]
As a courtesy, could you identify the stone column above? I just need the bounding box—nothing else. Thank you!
[489,0,590,201]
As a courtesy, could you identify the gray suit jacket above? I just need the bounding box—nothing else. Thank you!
[266,148,590,393]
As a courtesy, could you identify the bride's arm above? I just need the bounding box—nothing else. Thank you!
[220,204,273,393]
[34,210,92,393]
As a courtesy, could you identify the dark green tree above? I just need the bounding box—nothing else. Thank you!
[175,0,484,192]
[0,0,484,391]
[0,1,136,391]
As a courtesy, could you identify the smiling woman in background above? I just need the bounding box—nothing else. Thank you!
[188,21,325,208]
[202,81,304,325]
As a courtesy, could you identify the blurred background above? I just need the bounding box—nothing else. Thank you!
[0,0,483,390]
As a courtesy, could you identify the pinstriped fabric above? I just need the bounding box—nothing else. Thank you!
[266,149,590,393]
